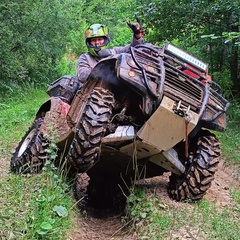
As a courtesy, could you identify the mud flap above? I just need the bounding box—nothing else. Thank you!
[39,97,71,142]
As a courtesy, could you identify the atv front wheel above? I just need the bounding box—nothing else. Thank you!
[168,130,220,201]
[67,87,114,171]
[10,118,49,173]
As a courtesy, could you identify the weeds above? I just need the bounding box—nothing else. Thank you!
[24,136,67,238]
[123,187,173,239]
[216,101,240,167]
[0,87,75,239]
[0,153,73,240]
[0,86,48,156]
[0,144,74,240]
[123,187,240,240]
[23,162,72,239]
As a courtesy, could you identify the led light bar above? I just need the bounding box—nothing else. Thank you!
[166,43,208,72]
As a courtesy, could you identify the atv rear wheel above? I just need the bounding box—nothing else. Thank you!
[168,130,220,201]
[67,87,114,171]
[10,118,49,174]
[74,172,127,217]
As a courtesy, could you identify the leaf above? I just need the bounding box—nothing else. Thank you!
[47,195,55,202]
[36,195,46,202]
[224,39,231,44]
[140,212,147,219]
[53,205,68,217]
[48,218,56,224]
[201,34,215,38]
[40,222,53,230]
[37,230,47,235]
[211,36,220,39]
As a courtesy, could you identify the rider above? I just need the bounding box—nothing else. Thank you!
[76,19,144,83]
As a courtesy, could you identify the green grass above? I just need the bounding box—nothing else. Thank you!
[216,102,240,166]
[0,165,74,239]
[123,188,173,239]
[0,86,75,239]
[123,187,240,240]
[0,86,48,154]
[215,105,240,180]
[216,121,240,166]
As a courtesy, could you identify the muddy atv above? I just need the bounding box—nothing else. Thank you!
[11,42,229,212]
[10,75,80,174]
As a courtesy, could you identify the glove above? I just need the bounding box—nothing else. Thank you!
[126,17,144,39]
[97,49,112,58]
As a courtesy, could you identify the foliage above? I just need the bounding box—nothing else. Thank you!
[0,0,141,99]
[55,53,78,77]
[123,187,173,239]
[123,187,240,239]
[0,88,75,239]
[79,0,138,48]
[215,100,240,167]
[23,158,72,239]
[0,0,86,91]
[0,162,74,240]
[0,85,48,155]
[133,0,240,98]
[202,32,240,45]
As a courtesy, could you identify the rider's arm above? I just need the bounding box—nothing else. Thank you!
[76,53,98,83]
[112,20,144,54]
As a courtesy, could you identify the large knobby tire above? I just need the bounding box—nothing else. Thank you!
[10,118,49,174]
[168,130,220,201]
[67,87,114,171]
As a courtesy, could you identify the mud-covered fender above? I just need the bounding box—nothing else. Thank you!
[88,57,124,90]
[37,97,72,143]
[67,58,131,130]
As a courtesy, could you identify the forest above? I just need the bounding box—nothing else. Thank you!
[1,0,239,104]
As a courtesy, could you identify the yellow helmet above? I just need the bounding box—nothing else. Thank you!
[85,24,110,56]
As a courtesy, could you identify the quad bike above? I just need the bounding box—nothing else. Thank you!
[11,42,230,213]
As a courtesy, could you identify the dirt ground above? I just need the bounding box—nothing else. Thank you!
[66,160,240,240]
[1,155,239,240]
